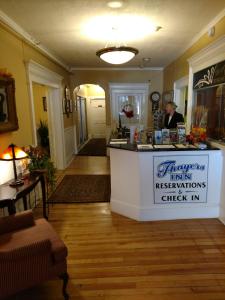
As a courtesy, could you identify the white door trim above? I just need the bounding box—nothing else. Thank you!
[25,60,66,169]
[174,76,188,115]
[186,35,225,132]
[109,83,149,127]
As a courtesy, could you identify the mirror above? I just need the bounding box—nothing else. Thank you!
[0,76,18,133]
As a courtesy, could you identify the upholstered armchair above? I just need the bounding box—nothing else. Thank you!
[0,210,69,299]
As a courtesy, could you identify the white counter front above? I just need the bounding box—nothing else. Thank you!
[110,147,223,221]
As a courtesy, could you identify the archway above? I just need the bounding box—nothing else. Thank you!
[73,84,106,151]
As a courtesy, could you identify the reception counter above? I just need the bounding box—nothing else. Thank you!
[109,143,223,221]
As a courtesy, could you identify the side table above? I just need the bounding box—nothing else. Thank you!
[0,174,48,219]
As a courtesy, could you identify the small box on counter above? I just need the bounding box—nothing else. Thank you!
[177,123,186,144]
[169,129,178,144]
[154,130,162,144]
[162,129,170,144]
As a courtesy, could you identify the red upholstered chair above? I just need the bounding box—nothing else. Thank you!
[0,210,69,299]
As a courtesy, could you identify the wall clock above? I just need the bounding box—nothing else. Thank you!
[150,91,161,102]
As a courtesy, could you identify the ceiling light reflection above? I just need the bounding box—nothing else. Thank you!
[82,14,158,42]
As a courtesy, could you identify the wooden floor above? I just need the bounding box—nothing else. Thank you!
[9,156,225,300]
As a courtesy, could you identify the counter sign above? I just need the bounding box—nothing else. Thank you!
[153,155,209,204]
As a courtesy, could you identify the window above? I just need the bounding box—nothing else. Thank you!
[193,84,225,140]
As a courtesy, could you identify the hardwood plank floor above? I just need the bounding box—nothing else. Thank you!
[8,156,225,300]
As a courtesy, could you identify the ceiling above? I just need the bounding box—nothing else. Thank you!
[0,0,224,69]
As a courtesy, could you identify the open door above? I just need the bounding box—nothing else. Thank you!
[77,96,88,146]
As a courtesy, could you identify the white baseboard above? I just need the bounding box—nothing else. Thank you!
[111,198,220,221]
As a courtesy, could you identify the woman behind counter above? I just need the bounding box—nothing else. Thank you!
[164,101,184,129]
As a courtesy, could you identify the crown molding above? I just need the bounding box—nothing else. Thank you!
[165,8,225,68]
[188,34,225,72]
[71,67,164,71]
[0,9,71,72]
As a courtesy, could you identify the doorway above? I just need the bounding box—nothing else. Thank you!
[77,95,88,146]
[32,83,51,156]
[74,84,106,152]
[174,76,189,121]
[26,60,66,169]
[109,83,149,129]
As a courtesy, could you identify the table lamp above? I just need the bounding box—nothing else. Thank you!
[0,144,28,187]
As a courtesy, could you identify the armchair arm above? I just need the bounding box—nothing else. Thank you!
[0,210,34,235]
[0,238,51,261]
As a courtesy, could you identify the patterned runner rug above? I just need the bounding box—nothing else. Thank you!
[48,175,110,203]
[78,138,106,156]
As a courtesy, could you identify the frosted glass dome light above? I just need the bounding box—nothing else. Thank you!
[96,46,138,65]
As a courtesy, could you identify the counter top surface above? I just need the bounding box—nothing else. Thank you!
[108,143,219,152]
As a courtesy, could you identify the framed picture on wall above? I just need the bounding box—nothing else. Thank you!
[162,90,174,103]
[63,86,71,117]
[0,75,19,133]
[42,97,47,112]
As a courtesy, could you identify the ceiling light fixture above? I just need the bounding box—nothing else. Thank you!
[107,1,123,8]
[96,46,138,64]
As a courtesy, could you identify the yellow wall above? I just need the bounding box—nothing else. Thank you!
[163,16,225,91]
[32,83,48,127]
[71,69,163,126]
[86,84,105,98]
[0,23,71,151]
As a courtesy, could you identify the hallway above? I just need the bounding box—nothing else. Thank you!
[55,155,110,187]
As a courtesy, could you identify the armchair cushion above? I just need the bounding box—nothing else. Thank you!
[0,217,67,263]
[0,238,51,261]
[0,211,68,300]
[0,210,34,235]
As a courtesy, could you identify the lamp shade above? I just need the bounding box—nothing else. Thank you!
[0,144,28,161]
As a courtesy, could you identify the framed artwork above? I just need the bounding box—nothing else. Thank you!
[63,86,71,117]
[42,96,47,112]
[0,76,18,133]
[162,90,174,103]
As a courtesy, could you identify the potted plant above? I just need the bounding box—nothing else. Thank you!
[25,146,56,193]
[37,120,49,149]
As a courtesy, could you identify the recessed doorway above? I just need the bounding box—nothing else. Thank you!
[74,84,106,155]
[32,83,51,157]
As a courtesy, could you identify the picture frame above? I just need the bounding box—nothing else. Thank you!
[162,90,174,103]
[42,96,47,112]
[63,86,71,117]
[0,76,19,133]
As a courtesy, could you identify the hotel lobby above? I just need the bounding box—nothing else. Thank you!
[0,0,225,299]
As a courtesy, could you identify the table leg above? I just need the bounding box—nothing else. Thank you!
[23,196,28,210]
[40,175,48,219]
[8,201,16,215]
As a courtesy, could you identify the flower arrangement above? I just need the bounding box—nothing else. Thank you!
[122,103,134,118]
[186,127,207,144]
[25,146,56,192]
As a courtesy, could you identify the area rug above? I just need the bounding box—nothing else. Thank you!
[48,175,110,203]
[78,138,106,156]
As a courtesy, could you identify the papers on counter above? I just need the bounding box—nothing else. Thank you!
[110,139,128,145]
[153,145,175,149]
[111,139,127,142]
[175,144,187,148]
[137,144,154,150]
[175,144,197,149]
[110,141,128,145]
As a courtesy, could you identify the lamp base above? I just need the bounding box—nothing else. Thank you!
[9,179,24,187]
